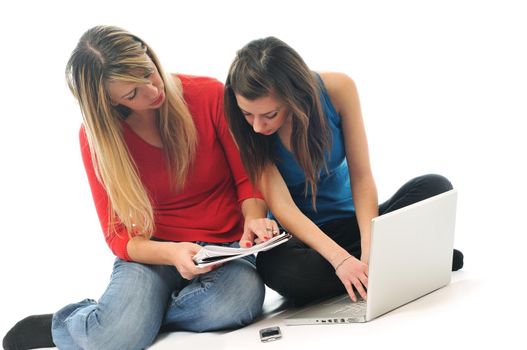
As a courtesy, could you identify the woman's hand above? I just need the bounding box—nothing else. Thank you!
[334,255,369,302]
[170,242,215,280]
[240,218,280,248]
[126,237,217,279]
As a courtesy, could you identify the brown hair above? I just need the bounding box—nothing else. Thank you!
[225,36,330,207]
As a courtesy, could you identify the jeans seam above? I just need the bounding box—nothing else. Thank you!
[172,264,227,307]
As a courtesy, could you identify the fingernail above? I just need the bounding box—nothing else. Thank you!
[245,242,253,247]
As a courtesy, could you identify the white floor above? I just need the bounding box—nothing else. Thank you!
[2,2,527,349]
[3,265,526,350]
[147,270,523,350]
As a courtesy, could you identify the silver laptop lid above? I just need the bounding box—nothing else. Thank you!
[366,189,457,321]
[285,189,458,325]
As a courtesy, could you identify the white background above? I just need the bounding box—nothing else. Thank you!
[1,0,526,348]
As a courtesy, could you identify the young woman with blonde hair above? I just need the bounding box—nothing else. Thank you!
[224,36,464,305]
[3,26,276,350]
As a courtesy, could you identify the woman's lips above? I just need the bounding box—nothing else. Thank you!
[151,92,164,106]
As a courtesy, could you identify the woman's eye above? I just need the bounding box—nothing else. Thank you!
[127,89,137,100]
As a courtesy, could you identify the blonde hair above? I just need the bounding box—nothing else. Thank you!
[66,25,197,238]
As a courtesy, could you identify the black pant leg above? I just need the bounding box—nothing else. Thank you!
[257,174,457,302]
[379,174,453,214]
[378,174,462,270]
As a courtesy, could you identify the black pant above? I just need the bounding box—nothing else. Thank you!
[256,174,454,303]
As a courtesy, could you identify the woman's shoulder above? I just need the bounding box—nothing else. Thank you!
[317,71,356,94]
[172,73,223,93]
[171,74,224,110]
[317,72,358,114]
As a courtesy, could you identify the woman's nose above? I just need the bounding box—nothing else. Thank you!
[146,83,159,97]
[252,117,265,133]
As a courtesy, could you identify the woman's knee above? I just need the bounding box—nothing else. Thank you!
[215,259,264,326]
[256,248,311,298]
[53,300,158,350]
[256,249,289,290]
[52,261,175,349]
[418,174,454,195]
[185,259,265,332]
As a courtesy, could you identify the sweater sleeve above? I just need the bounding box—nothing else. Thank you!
[79,126,132,261]
[210,81,264,203]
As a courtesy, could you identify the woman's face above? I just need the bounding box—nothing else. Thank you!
[107,58,165,113]
[235,93,289,136]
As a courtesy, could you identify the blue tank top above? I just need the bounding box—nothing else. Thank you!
[270,74,355,225]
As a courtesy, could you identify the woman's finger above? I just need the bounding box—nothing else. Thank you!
[352,277,367,300]
[343,280,357,302]
[360,274,369,289]
[239,230,255,248]
[271,221,280,236]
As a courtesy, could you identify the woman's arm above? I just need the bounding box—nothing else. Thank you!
[81,125,213,279]
[259,165,368,302]
[126,237,213,279]
[321,72,379,264]
[79,126,133,260]
[126,199,273,276]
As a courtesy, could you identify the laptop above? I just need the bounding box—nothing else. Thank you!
[285,189,458,325]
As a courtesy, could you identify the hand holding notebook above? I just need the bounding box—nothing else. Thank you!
[193,232,292,267]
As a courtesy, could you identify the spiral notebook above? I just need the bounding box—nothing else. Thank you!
[193,232,292,267]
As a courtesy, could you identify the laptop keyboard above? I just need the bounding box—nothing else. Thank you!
[333,299,366,316]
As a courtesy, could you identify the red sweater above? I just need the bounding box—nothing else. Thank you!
[80,75,262,260]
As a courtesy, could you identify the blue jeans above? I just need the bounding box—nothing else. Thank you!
[51,243,265,350]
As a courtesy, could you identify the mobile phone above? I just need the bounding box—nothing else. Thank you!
[259,326,282,342]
